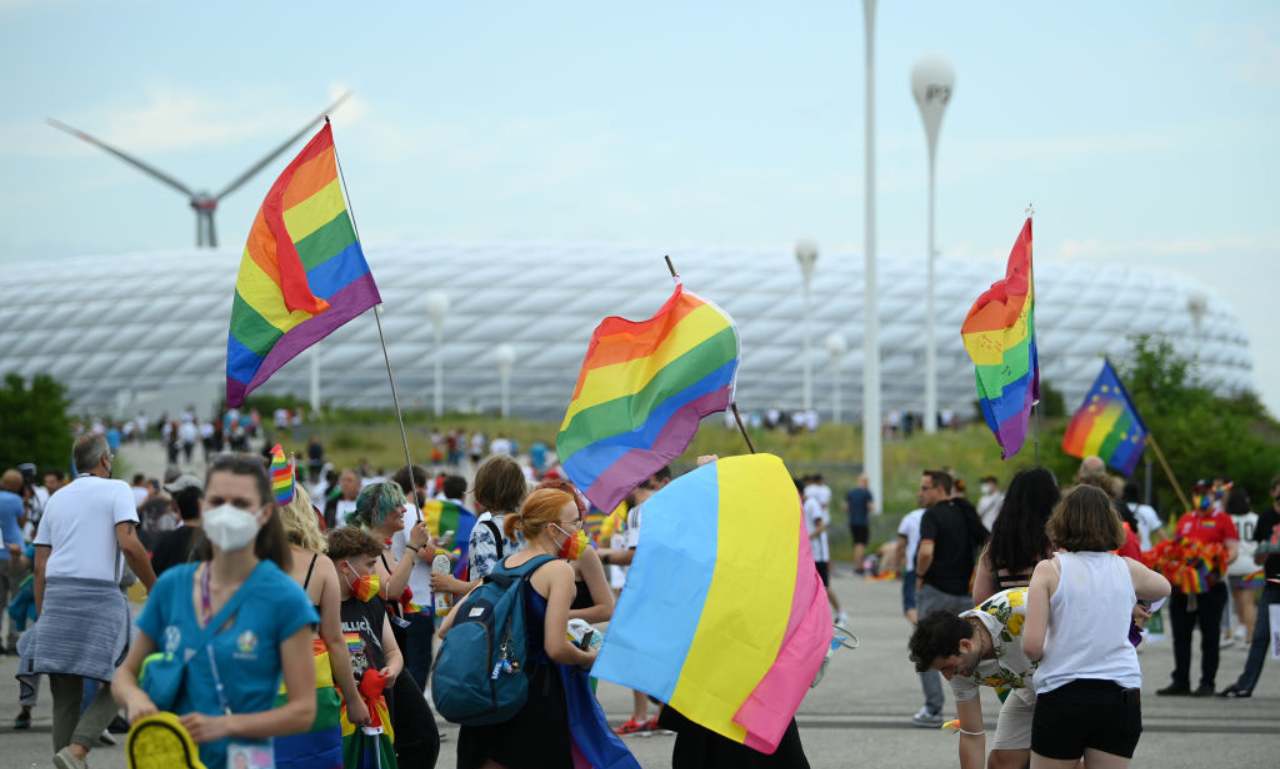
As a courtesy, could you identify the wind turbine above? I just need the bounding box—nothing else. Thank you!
[48,92,351,248]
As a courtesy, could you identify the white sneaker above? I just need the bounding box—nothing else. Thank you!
[1220,635,1236,649]
[911,706,944,728]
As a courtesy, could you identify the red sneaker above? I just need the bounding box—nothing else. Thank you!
[613,718,646,736]
[642,717,661,732]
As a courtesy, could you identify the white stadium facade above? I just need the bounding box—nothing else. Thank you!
[0,244,1254,421]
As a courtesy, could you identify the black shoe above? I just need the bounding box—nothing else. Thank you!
[1217,684,1252,698]
[1157,683,1191,696]
[107,714,130,734]
[1192,683,1215,697]
[13,709,31,730]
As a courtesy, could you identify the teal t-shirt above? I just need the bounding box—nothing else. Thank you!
[136,559,318,768]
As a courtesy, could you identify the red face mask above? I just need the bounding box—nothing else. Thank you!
[552,524,588,561]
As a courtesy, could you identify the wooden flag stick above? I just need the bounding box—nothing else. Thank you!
[1146,433,1192,512]
[731,403,756,454]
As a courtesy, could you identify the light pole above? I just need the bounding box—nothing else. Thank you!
[309,344,321,415]
[795,240,819,413]
[911,54,955,435]
[862,0,883,506]
[826,331,848,424]
[494,344,516,418]
[425,291,450,417]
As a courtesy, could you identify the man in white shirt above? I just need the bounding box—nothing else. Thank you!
[27,435,155,768]
[325,469,361,529]
[1122,480,1164,551]
[129,474,149,510]
[897,507,926,625]
[803,480,846,627]
[977,476,1005,532]
[489,434,513,458]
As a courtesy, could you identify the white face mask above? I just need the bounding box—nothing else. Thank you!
[203,504,261,552]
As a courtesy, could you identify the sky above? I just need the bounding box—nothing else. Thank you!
[3,1,1278,414]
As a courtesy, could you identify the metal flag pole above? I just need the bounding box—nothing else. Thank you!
[329,117,421,503]
[1026,203,1042,465]
[662,255,754,454]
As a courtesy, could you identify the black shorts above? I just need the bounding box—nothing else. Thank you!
[815,561,830,587]
[1031,679,1142,760]
[850,525,869,545]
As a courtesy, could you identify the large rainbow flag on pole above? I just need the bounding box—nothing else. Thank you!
[960,218,1039,459]
[593,454,831,754]
[1061,359,1148,476]
[226,122,380,406]
[557,284,740,513]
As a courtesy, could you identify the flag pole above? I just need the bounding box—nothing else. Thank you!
[663,255,754,454]
[1026,203,1041,465]
[329,117,421,504]
[1145,433,1192,513]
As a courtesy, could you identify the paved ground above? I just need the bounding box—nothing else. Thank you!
[3,442,1275,767]
[3,569,1276,768]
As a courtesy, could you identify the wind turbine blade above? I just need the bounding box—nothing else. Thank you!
[214,91,352,202]
[47,118,196,198]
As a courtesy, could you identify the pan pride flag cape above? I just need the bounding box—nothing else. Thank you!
[1062,360,1149,476]
[960,218,1039,458]
[557,283,740,513]
[225,122,380,406]
[593,454,832,754]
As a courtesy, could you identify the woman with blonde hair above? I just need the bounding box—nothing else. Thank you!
[440,488,638,769]
[274,479,369,769]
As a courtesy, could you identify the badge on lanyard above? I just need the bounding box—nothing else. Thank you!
[226,741,274,769]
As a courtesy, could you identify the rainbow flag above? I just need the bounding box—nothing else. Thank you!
[270,443,295,504]
[420,498,476,579]
[226,122,381,406]
[593,454,831,754]
[1061,360,1148,476]
[558,284,740,513]
[960,218,1039,459]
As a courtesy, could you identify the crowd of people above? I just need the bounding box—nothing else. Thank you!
[899,458,1277,769]
[2,427,1277,769]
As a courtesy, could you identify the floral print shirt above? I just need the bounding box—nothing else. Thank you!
[951,587,1036,701]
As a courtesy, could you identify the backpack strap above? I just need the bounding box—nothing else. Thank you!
[487,554,555,588]
[481,517,505,560]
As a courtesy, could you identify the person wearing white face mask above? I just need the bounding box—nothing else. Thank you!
[978,476,1005,532]
[113,453,319,769]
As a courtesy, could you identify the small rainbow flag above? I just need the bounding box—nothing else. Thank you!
[420,498,476,579]
[1062,360,1148,476]
[960,218,1039,459]
[226,122,380,406]
[558,284,739,513]
[593,454,831,753]
[270,443,295,505]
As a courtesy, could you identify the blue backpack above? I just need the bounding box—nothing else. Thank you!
[431,554,555,725]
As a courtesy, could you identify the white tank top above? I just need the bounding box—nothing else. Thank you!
[1033,551,1142,694]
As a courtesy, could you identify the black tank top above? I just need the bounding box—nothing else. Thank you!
[570,579,593,611]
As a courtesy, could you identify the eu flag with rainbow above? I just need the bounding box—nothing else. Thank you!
[960,218,1039,459]
[225,122,380,406]
[592,454,832,754]
[1062,359,1148,476]
[557,284,740,513]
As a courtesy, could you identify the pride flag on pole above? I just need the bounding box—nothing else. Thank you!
[960,218,1039,458]
[226,122,380,406]
[1062,359,1148,476]
[557,284,740,513]
[593,454,831,754]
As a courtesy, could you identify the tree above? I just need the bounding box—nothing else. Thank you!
[0,373,74,473]
[1043,337,1280,517]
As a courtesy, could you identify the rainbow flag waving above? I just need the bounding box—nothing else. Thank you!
[270,443,295,505]
[1062,359,1148,476]
[593,454,831,754]
[960,218,1039,459]
[226,122,380,406]
[558,284,740,513]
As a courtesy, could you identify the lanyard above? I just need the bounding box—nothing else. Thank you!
[200,563,231,715]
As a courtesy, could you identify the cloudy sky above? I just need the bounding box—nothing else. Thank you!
[4,1,1277,413]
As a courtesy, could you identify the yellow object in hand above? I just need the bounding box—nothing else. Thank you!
[126,712,207,769]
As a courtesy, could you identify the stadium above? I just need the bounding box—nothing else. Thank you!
[0,243,1253,420]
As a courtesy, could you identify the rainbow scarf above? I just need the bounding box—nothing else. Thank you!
[558,284,740,513]
[960,218,1039,459]
[270,443,295,505]
[1143,539,1230,594]
[274,638,342,769]
[593,454,832,753]
[1061,360,1148,476]
[225,122,381,406]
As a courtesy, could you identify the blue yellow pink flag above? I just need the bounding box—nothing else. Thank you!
[592,454,831,754]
